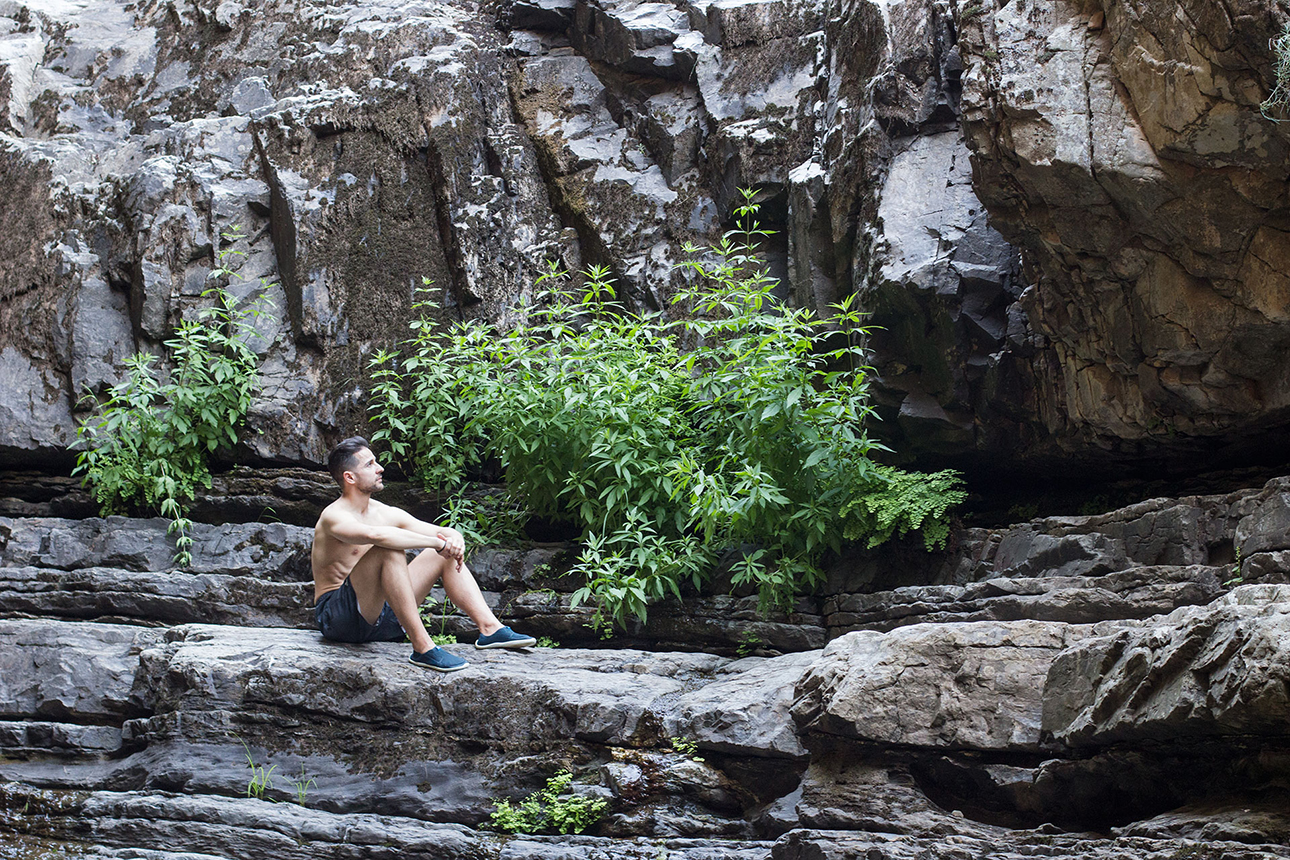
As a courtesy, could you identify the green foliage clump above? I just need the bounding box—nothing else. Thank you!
[370,191,964,627]
[1263,22,1290,121]
[669,736,703,761]
[489,771,607,835]
[441,487,529,547]
[74,234,269,565]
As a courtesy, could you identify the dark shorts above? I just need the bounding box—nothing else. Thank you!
[315,579,406,643]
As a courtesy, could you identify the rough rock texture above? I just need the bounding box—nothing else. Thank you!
[7,0,1290,479]
[5,478,1290,856]
[958,0,1290,472]
[793,621,1092,752]
[1045,584,1290,747]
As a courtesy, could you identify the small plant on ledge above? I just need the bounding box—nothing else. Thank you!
[1263,21,1290,121]
[488,770,607,835]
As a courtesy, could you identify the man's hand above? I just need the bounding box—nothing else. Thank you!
[436,527,466,563]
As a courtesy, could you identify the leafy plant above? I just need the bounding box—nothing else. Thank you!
[420,593,458,643]
[369,191,964,627]
[536,636,560,648]
[735,629,763,658]
[1224,546,1244,587]
[1263,22,1290,121]
[74,229,269,565]
[669,736,703,762]
[441,487,529,547]
[489,770,607,835]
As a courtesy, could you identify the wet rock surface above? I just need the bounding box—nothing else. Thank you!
[2,477,1290,856]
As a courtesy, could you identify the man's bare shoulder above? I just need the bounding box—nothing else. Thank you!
[314,498,355,532]
[366,497,412,525]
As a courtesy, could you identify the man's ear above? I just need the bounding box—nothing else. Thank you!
[342,469,357,486]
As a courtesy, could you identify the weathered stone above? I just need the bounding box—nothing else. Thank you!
[0,516,312,579]
[665,652,815,758]
[0,620,162,722]
[0,720,124,756]
[793,621,1093,752]
[794,747,1004,836]
[128,624,723,747]
[1240,550,1290,584]
[0,565,311,628]
[867,131,1022,457]
[1044,584,1290,747]
[958,0,1290,468]
[771,828,1290,860]
[1236,493,1290,556]
[0,783,773,860]
[990,529,1130,579]
[823,566,1225,632]
[1115,797,1290,844]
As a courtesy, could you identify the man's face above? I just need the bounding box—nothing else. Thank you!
[346,448,384,493]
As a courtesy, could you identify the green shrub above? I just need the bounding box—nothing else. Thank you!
[489,770,607,835]
[74,233,269,565]
[370,191,964,625]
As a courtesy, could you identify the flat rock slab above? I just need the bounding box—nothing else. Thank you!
[0,565,311,627]
[1115,796,1290,843]
[664,652,816,759]
[771,828,1290,860]
[0,619,813,828]
[0,517,312,579]
[133,624,728,748]
[823,565,1225,632]
[793,621,1099,752]
[0,619,162,722]
[1044,584,1290,747]
[0,783,775,859]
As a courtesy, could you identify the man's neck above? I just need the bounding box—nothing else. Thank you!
[340,486,373,513]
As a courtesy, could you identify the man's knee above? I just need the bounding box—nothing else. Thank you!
[373,546,412,573]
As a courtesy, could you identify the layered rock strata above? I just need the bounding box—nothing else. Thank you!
[3,478,1290,857]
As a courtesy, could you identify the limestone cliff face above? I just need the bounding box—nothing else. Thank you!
[958,0,1290,468]
[0,0,1288,478]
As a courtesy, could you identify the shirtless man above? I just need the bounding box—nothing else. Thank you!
[311,436,535,672]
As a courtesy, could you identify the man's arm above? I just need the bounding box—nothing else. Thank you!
[386,506,465,559]
[321,508,449,552]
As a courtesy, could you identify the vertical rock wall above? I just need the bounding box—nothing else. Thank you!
[2,0,1289,480]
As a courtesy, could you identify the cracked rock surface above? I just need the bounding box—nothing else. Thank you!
[4,475,1290,856]
[6,0,1290,479]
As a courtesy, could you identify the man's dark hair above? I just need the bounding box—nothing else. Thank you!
[328,436,371,485]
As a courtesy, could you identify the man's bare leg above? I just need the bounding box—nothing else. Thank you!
[348,546,437,653]
[408,550,503,637]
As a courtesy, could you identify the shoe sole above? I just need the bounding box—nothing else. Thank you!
[475,637,537,650]
[408,655,468,672]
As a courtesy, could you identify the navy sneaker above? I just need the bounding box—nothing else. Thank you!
[409,647,468,672]
[475,626,537,650]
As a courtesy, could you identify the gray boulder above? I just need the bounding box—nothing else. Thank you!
[0,516,312,578]
[794,621,1093,752]
[1043,584,1290,747]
